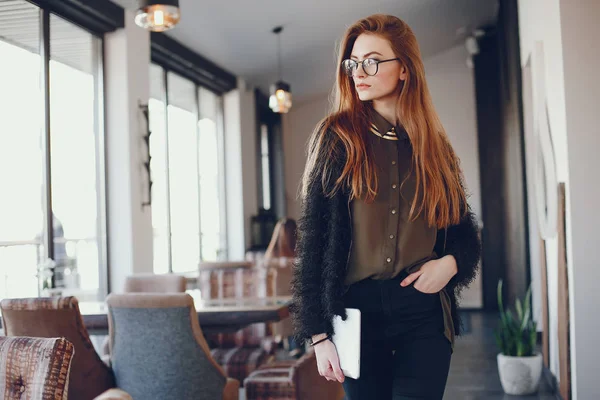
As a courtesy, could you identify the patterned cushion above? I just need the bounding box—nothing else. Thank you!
[0,297,76,311]
[0,336,74,400]
[210,347,269,384]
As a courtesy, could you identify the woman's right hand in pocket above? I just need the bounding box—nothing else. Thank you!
[314,340,345,383]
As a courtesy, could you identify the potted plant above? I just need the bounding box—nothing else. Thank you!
[495,280,542,395]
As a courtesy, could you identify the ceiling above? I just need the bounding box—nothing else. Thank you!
[115,0,498,101]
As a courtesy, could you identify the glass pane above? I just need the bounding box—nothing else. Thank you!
[0,1,44,299]
[168,72,200,273]
[149,64,169,274]
[198,87,224,261]
[260,124,271,210]
[49,14,102,296]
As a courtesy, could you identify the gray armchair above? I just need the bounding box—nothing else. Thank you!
[106,293,239,400]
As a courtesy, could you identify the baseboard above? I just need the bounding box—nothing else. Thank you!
[543,366,564,400]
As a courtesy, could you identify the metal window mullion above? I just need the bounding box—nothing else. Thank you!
[163,68,173,273]
[94,36,109,299]
[216,95,228,260]
[40,7,55,290]
[195,87,203,262]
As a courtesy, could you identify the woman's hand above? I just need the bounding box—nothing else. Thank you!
[313,338,345,383]
[400,255,457,293]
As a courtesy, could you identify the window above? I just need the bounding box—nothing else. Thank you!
[260,124,272,211]
[255,90,284,218]
[0,1,107,300]
[150,64,227,274]
[0,1,43,299]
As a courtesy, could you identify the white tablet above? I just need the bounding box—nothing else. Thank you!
[331,308,361,379]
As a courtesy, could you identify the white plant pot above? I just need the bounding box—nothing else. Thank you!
[497,353,543,395]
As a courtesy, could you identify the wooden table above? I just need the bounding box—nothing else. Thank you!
[80,296,291,335]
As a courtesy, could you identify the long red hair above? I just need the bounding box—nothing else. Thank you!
[301,14,466,228]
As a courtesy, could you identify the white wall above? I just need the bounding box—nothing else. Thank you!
[223,80,258,259]
[282,44,483,308]
[282,94,331,220]
[519,1,600,397]
[559,1,600,398]
[425,45,483,308]
[518,0,568,384]
[104,10,153,294]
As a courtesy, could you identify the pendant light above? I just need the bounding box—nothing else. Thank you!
[135,0,181,32]
[269,26,292,114]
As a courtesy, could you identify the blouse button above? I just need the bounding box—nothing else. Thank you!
[391,160,397,165]
[386,257,392,263]
[392,184,397,189]
[391,209,397,215]
[389,234,395,239]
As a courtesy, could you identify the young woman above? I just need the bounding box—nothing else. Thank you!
[290,14,481,399]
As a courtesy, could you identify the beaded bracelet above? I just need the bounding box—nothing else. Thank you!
[309,335,331,347]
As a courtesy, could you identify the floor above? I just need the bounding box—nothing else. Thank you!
[240,312,557,400]
[444,312,556,400]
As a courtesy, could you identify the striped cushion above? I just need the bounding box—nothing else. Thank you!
[210,347,269,383]
[0,336,74,400]
[0,296,77,311]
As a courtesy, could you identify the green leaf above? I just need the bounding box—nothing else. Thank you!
[495,331,504,353]
[524,285,532,316]
[495,282,538,357]
[497,280,506,324]
[520,307,531,332]
[516,298,523,321]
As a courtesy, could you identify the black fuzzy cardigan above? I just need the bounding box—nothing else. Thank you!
[290,129,482,344]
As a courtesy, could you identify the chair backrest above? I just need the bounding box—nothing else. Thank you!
[263,258,294,339]
[0,297,116,400]
[124,273,186,293]
[0,336,74,400]
[106,293,227,400]
[198,262,268,348]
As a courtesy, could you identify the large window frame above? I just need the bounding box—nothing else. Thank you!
[150,63,229,273]
[255,89,285,219]
[149,33,235,274]
[0,0,122,300]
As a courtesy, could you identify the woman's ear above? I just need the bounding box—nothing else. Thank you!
[399,65,408,81]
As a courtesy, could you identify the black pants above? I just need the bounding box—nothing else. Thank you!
[341,273,451,400]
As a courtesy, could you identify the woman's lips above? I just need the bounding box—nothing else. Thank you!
[356,84,371,90]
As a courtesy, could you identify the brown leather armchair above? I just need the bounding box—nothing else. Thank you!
[0,297,124,400]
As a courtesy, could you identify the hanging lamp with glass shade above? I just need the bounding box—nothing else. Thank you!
[135,0,181,32]
[269,26,292,113]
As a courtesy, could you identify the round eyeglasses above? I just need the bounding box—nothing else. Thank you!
[341,57,400,77]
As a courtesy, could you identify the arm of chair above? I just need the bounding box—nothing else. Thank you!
[93,388,133,400]
[244,367,295,383]
[100,353,111,367]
